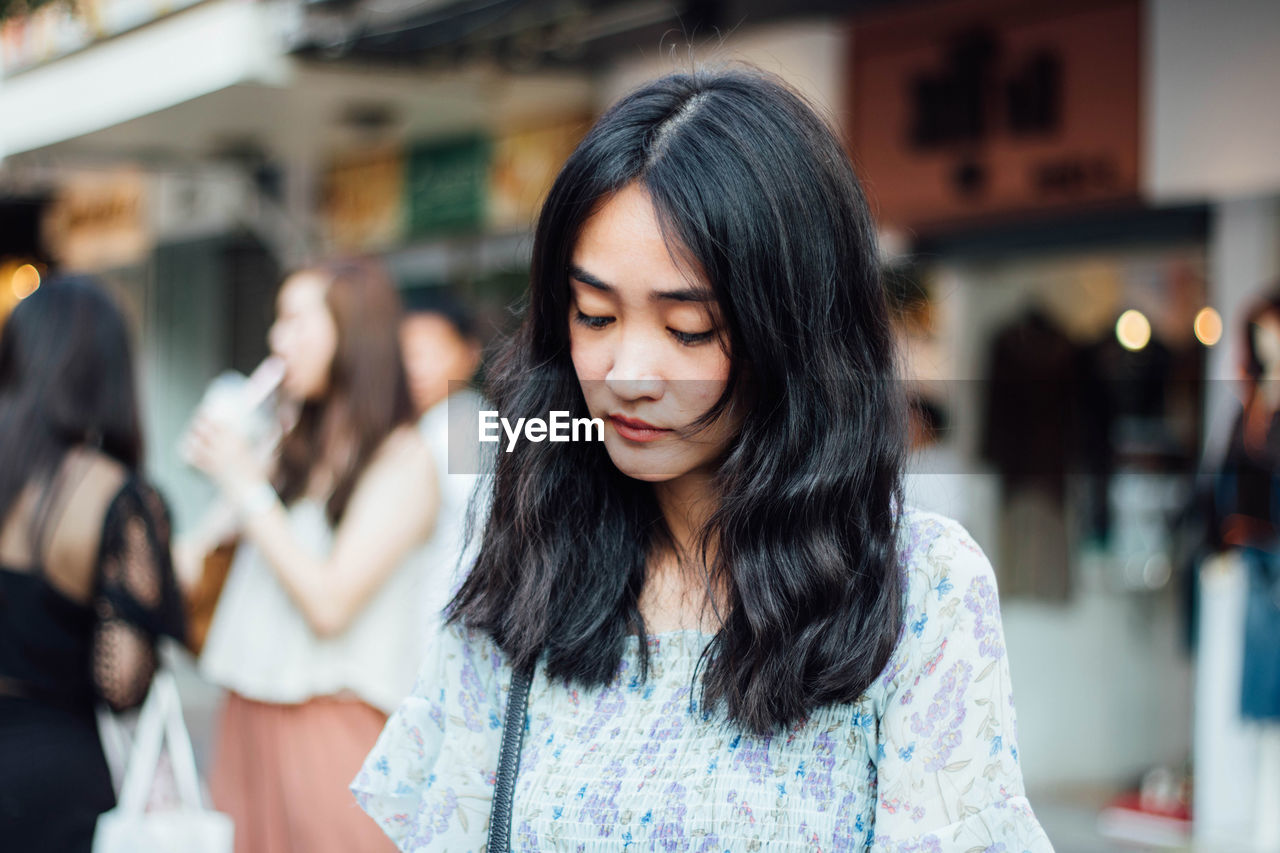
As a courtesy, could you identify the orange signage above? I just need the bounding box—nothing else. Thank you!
[42,169,150,272]
[488,120,588,231]
[321,147,406,252]
[849,0,1141,231]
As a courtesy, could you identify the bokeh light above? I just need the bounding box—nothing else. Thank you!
[10,263,40,300]
[1194,306,1223,346]
[1116,309,1151,351]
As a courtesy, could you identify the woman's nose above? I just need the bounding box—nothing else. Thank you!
[604,330,664,401]
[267,323,286,356]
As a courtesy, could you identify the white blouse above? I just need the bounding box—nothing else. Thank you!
[351,505,1055,851]
[200,498,435,715]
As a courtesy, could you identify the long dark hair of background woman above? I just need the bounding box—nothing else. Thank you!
[0,276,143,521]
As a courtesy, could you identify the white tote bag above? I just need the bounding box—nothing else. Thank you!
[93,671,234,853]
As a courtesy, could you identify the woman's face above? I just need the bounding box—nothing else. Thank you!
[400,313,479,416]
[569,182,739,483]
[269,271,338,401]
[1253,312,1280,376]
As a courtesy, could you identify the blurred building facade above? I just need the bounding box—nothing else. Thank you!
[2,0,1280,849]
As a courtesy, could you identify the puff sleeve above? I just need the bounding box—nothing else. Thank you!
[871,515,1055,852]
[351,620,510,852]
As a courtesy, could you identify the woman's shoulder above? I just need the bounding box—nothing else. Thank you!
[350,617,509,835]
[874,504,1006,698]
[103,469,171,537]
[58,446,128,516]
[408,619,512,709]
[55,449,169,547]
[354,424,437,495]
[351,618,512,848]
[374,422,433,463]
[895,503,997,599]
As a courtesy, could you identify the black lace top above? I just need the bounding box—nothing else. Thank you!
[0,477,186,713]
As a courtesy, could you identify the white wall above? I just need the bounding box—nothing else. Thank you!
[1004,563,1193,790]
[1147,0,1280,201]
[0,0,290,161]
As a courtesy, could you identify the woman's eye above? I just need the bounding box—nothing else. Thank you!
[670,329,715,346]
[573,310,614,330]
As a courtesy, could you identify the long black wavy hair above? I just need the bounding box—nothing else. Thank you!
[451,68,908,735]
[0,275,144,532]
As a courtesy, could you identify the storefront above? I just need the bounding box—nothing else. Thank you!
[847,0,1280,847]
[0,0,598,531]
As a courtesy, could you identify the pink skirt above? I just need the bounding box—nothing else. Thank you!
[210,692,396,853]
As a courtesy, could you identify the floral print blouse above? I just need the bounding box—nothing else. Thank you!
[351,506,1055,852]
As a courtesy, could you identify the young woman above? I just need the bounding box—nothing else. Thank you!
[0,276,186,851]
[353,70,1053,851]
[185,257,439,853]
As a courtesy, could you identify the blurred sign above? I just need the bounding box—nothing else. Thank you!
[406,135,491,237]
[321,147,406,252]
[150,168,255,243]
[42,169,150,271]
[488,120,585,231]
[1,0,202,74]
[849,0,1140,230]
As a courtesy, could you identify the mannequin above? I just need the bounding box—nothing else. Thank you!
[1195,290,1280,851]
[1217,304,1280,551]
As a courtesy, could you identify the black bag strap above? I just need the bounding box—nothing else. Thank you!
[486,659,535,853]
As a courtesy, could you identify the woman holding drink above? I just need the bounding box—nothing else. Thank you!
[183,257,439,853]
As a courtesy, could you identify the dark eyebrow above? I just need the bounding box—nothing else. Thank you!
[568,265,613,293]
[568,265,714,304]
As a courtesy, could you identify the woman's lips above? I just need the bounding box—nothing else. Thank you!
[608,414,671,443]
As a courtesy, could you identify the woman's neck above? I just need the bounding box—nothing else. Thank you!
[653,470,717,556]
[642,470,726,635]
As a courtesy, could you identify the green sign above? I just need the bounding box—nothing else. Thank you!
[405,135,491,237]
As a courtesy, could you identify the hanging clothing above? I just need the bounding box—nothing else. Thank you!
[1239,546,1280,720]
[980,307,1081,601]
[1076,331,1179,546]
[1210,401,1280,719]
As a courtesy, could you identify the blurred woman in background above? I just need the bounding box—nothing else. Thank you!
[0,276,185,851]
[184,257,439,853]
[399,287,488,637]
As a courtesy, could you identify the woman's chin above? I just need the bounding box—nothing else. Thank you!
[603,443,689,483]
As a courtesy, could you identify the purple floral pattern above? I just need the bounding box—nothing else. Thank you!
[964,575,1007,661]
[352,507,1055,852]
